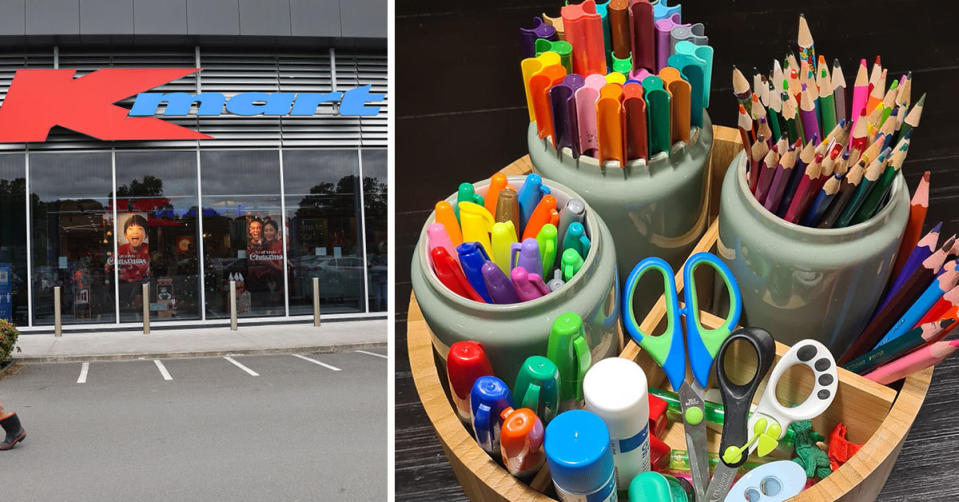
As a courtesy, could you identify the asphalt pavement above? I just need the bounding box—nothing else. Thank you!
[0,349,387,501]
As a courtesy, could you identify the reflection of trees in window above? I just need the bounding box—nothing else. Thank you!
[293,175,360,254]
[116,175,164,197]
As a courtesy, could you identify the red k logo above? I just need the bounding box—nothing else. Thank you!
[0,68,212,142]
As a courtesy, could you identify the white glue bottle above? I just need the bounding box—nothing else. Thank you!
[583,357,651,489]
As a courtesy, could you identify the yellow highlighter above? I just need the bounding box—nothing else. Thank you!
[521,51,562,122]
[459,202,495,255]
[491,221,518,275]
[605,72,626,85]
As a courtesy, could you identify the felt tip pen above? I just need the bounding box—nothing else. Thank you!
[481,261,519,304]
[446,341,493,423]
[485,173,509,216]
[490,221,518,275]
[426,223,457,262]
[511,238,544,279]
[557,199,586,263]
[430,247,484,303]
[562,221,590,260]
[547,312,591,409]
[458,202,495,256]
[434,200,462,246]
[470,376,513,458]
[457,242,494,303]
[536,224,558,278]
[499,407,546,479]
[455,183,484,219]
[523,194,560,241]
[547,269,566,291]
[495,187,521,235]
[511,266,550,302]
[515,355,562,425]
[561,248,585,281]
[517,174,550,229]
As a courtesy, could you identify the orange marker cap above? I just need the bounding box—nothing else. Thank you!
[485,173,508,215]
[434,200,462,246]
[531,65,568,140]
[522,194,558,240]
[499,407,545,460]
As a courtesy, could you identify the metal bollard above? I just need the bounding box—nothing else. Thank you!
[54,286,62,337]
[313,277,321,327]
[142,282,150,334]
[229,279,238,331]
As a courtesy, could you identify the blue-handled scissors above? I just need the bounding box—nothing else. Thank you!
[622,252,742,502]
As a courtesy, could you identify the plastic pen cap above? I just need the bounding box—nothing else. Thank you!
[495,187,521,235]
[481,261,520,304]
[434,200,462,245]
[458,202,495,255]
[545,410,615,495]
[561,248,585,281]
[562,221,591,258]
[447,341,494,420]
[547,312,591,402]
[583,357,649,435]
[485,173,509,215]
[470,376,513,453]
[517,174,550,229]
[455,182,484,218]
[499,407,545,462]
[490,221,518,275]
[535,224,558,278]
[557,199,586,251]
[427,223,457,260]
[514,355,561,423]
[628,471,693,502]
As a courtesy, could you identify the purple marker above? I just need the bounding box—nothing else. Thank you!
[654,14,685,72]
[482,261,519,304]
[511,266,550,302]
[511,238,543,277]
[520,17,557,59]
[550,74,585,157]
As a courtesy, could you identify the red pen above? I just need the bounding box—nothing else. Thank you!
[431,248,485,303]
[447,341,494,422]
[522,194,558,240]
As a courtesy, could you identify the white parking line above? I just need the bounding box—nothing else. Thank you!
[292,353,342,371]
[355,350,387,360]
[77,362,89,384]
[154,360,173,381]
[224,356,259,376]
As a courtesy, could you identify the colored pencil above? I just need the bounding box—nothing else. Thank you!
[784,153,824,223]
[749,134,769,194]
[891,171,931,277]
[879,222,943,312]
[817,56,836,134]
[863,339,959,385]
[817,162,864,228]
[764,142,799,213]
[877,269,959,347]
[755,146,781,205]
[851,138,909,223]
[916,284,959,328]
[898,93,925,142]
[797,14,815,66]
[778,136,818,216]
[840,237,955,364]
[834,148,888,228]
[844,318,955,375]
[832,58,847,122]
[733,66,752,111]
[801,173,843,226]
[849,59,869,134]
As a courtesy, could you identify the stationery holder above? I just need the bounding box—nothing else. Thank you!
[410,175,622,380]
[527,112,714,310]
[717,150,910,353]
[406,126,932,502]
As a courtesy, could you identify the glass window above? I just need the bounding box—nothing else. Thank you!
[0,155,27,326]
[283,150,364,314]
[201,150,284,318]
[362,149,387,312]
[30,152,115,325]
[113,152,201,322]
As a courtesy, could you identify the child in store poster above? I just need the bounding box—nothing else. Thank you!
[246,216,283,310]
[117,214,150,282]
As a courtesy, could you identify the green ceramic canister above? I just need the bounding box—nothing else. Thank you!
[717,151,910,353]
[527,113,713,311]
[411,176,621,380]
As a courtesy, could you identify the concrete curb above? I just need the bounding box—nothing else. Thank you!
[12,341,387,364]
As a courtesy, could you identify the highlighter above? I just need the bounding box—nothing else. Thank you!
[523,194,559,240]
[446,341,494,423]
[562,222,591,260]
[536,224,558,277]
[430,248,484,302]
[561,248,585,281]
[557,199,586,261]
[458,202,495,255]
[495,187,521,234]
[511,238,544,278]
[426,223,457,261]
[517,174,551,229]
[511,266,550,302]
[456,242,494,303]
[455,183,484,219]
[547,312,592,409]
[470,376,513,458]
[530,64,568,141]
[499,407,546,479]
[514,355,561,424]
[521,52,562,122]
[490,221,518,275]
[481,261,520,304]
[485,173,509,216]
[434,201,462,246]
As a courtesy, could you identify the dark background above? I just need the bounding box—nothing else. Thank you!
[396,1,959,500]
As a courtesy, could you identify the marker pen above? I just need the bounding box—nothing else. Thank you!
[517,174,550,229]
[446,341,493,422]
[499,407,546,479]
[547,312,591,410]
[584,357,652,487]
[545,410,617,502]
[562,221,591,260]
[510,238,543,278]
[514,355,561,424]
[557,199,586,264]
[470,376,513,458]
[457,242,494,303]
[628,471,694,502]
